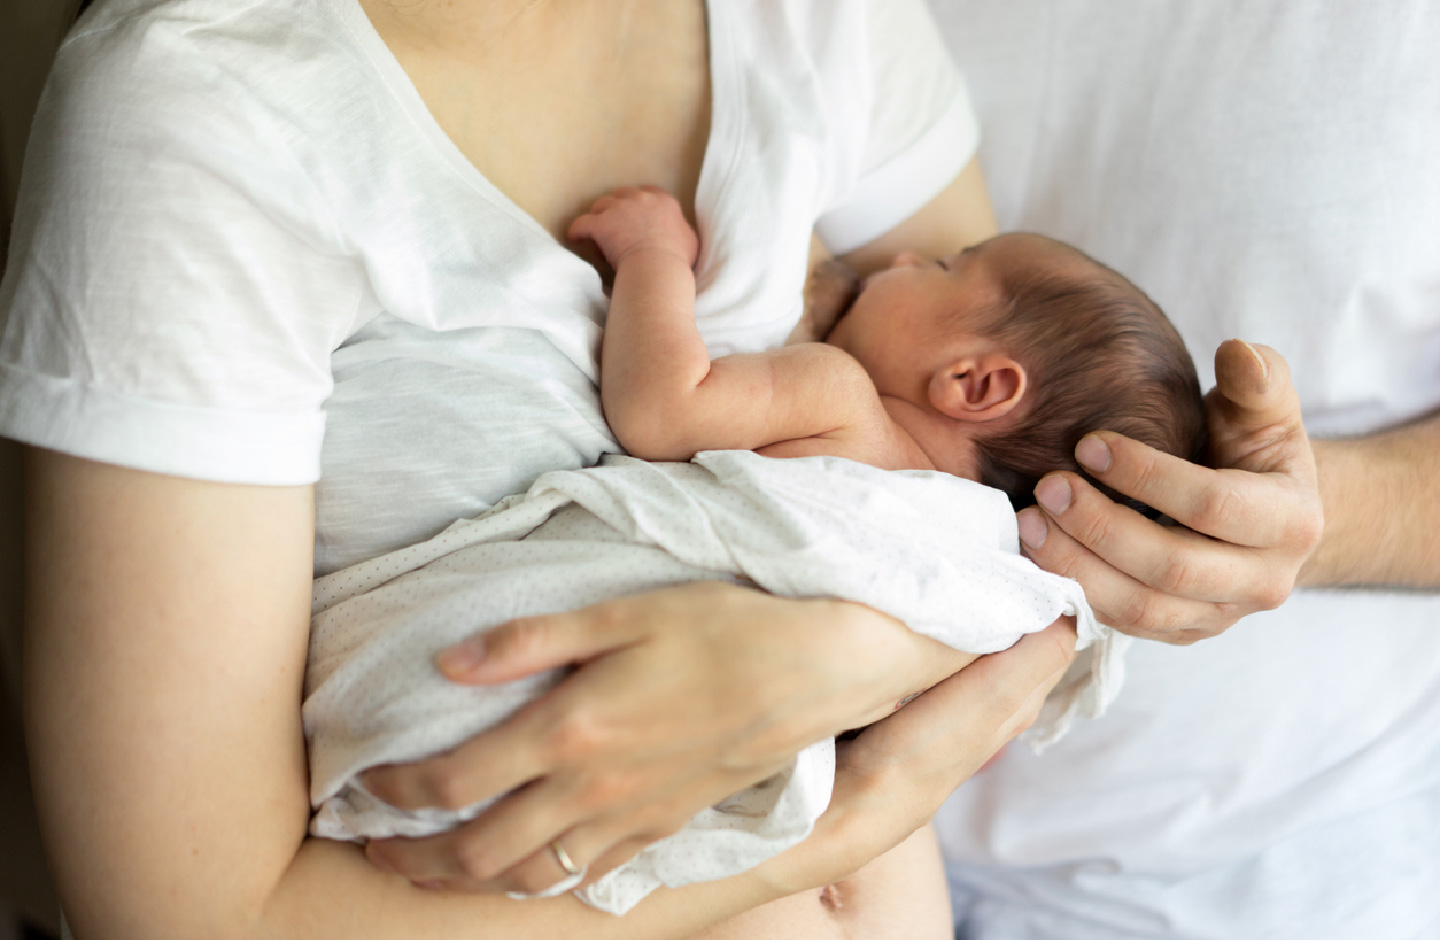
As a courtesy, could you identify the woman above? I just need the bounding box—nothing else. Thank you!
[7,1,1071,936]
[4,1,1317,938]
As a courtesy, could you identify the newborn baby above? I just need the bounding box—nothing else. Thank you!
[303,188,1203,916]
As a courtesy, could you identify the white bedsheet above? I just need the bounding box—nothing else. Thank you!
[304,450,1121,914]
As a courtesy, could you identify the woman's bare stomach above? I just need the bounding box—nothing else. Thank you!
[688,825,952,940]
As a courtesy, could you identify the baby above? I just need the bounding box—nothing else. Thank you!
[302,189,1204,921]
[570,186,1205,508]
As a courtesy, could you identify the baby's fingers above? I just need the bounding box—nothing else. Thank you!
[565,210,605,245]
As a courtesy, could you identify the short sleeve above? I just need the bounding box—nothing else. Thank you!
[814,0,980,253]
[0,18,362,485]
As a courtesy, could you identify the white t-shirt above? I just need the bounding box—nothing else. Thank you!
[928,2,1440,938]
[0,0,978,575]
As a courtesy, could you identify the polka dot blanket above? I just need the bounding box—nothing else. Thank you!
[303,450,1123,914]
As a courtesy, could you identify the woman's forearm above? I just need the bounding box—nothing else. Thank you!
[1303,412,1440,589]
[24,451,790,940]
[260,840,780,940]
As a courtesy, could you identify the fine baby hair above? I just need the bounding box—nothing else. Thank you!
[963,236,1207,510]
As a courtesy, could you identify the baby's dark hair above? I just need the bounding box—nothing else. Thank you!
[968,237,1207,511]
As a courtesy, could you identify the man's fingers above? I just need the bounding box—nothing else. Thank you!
[1018,503,1239,641]
[1213,340,1291,416]
[1063,434,1307,548]
[1207,341,1316,479]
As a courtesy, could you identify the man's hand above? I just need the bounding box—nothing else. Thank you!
[1016,340,1324,643]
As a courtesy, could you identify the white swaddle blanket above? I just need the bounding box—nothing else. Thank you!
[305,450,1123,914]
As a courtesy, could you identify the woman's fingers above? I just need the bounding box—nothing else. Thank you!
[365,818,588,894]
[497,822,675,896]
[365,826,485,891]
[844,618,1076,794]
[364,582,958,891]
[763,620,1077,898]
[361,706,549,812]
[437,600,645,685]
[928,617,1076,741]
[436,778,582,881]
[367,813,668,897]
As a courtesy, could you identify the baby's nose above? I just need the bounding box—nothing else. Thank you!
[890,251,926,269]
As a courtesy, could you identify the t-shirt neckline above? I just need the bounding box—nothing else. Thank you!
[331,0,736,253]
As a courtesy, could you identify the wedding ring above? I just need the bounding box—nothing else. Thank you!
[504,837,589,900]
[550,838,583,877]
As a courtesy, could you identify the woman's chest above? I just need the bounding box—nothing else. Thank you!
[387,0,712,242]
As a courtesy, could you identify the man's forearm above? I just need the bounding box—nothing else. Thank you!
[1301,411,1440,588]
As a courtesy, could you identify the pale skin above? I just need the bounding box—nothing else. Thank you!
[22,0,1070,937]
[1015,344,1440,643]
[22,448,1065,940]
[568,185,1056,475]
[23,1,1396,938]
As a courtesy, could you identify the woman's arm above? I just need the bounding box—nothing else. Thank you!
[836,157,997,276]
[360,582,987,891]
[357,158,1035,893]
[23,449,838,939]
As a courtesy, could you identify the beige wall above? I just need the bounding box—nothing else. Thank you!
[2,0,84,931]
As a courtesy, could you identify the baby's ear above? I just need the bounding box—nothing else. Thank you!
[929,354,1026,422]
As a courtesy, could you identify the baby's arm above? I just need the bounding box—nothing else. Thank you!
[569,187,873,461]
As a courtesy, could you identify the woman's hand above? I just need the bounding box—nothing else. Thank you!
[1016,340,1324,644]
[360,581,976,895]
[759,617,1077,897]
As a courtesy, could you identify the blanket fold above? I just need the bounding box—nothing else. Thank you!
[304,451,1122,914]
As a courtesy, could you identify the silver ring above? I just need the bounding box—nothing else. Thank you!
[505,840,588,901]
[550,838,582,877]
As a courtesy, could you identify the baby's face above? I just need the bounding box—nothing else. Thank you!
[827,240,1001,399]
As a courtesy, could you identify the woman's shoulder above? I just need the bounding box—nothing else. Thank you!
[53,0,361,128]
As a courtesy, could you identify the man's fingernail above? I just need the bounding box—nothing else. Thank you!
[1239,340,1270,385]
[1017,508,1048,549]
[1035,476,1072,515]
[1075,435,1112,473]
[436,638,486,677]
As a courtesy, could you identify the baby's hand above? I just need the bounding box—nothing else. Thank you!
[568,185,699,269]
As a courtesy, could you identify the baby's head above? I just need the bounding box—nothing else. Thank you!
[827,233,1206,509]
